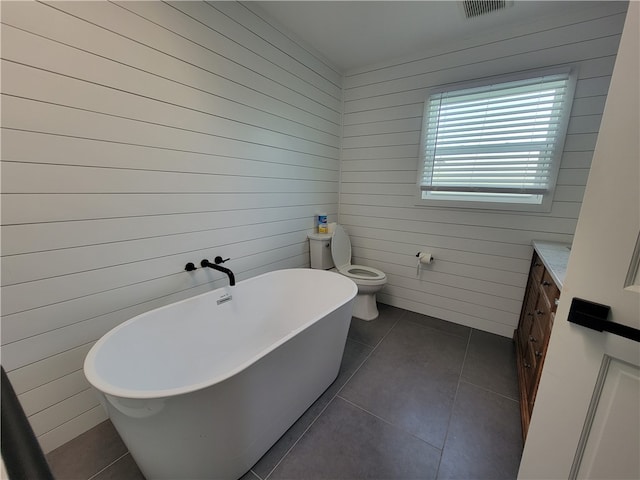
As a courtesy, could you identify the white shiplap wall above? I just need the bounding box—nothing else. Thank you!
[0,1,341,452]
[339,3,628,337]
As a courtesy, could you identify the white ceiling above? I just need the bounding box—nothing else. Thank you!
[254,1,619,72]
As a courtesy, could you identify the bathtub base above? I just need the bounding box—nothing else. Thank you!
[101,301,353,480]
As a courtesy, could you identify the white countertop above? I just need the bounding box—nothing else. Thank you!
[532,240,572,289]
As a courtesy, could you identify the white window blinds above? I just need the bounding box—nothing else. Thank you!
[419,71,575,198]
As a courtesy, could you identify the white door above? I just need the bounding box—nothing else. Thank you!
[519,3,640,479]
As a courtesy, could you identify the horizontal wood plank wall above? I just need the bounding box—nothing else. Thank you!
[339,3,628,337]
[0,0,342,452]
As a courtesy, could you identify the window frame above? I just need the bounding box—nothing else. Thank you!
[415,67,578,212]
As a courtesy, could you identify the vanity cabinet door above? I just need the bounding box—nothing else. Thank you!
[518,283,539,354]
[531,253,545,285]
[528,299,549,408]
[515,252,561,440]
[524,341,538,412]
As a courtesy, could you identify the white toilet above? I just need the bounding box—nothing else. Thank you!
[308,225,387,321]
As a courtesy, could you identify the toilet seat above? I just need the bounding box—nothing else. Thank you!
[331,225,387,285]
[338,265,386,285]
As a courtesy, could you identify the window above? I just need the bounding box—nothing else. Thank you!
[417,68,577,211]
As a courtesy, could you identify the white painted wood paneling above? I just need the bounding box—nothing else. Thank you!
[0,0,628,455]
[0,1,341,452]
[338,4,627,337]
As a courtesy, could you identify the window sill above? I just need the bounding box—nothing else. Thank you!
[414,191,554,212]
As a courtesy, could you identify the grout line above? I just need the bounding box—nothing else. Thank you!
[248,469,263,480]
[434,327,473,478]
[342,336,374,349]
[401,316,473,341]
[457,378,520,404]
[87,452,130,480]
[336,395,444,453]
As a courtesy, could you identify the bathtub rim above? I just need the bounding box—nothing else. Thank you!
[84,268,357,400]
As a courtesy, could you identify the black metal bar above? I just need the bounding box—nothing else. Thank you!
[568,297,640,343]
[603,321,640,342]
[200,259,236,286]
[1,366,55,480]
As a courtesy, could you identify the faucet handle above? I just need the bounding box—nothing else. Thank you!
[214,256,230,264]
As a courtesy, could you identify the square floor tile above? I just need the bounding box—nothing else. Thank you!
[269,397,441,480]
[46,420,127,480]
[461,329,519,400]
[340,319,468,449]
[437,381,523,480]
[347,304,404,347]
[403,311,471,339]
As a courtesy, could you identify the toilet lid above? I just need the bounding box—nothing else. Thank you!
[330,225,352,269]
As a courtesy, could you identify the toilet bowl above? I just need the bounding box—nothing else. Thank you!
[308,225,386,321]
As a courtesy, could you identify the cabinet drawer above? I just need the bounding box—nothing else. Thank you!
[518,284,539,353]
[534,293,553,334]
[540,270,560,312]
[518,313,533,355]
[531,253,545,285]
[524,341,538,401]
[529,314,546,362]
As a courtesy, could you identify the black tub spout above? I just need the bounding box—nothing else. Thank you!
[201,258,236,286]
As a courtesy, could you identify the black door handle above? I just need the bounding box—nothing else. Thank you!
[568,297,639,342]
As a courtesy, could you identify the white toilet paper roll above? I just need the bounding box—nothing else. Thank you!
[416,252,434,276]
[419,252,433,265]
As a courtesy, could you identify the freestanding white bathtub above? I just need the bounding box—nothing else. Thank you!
[84,268,357,480]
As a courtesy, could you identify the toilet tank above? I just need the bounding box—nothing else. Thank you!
[307,233,335,270]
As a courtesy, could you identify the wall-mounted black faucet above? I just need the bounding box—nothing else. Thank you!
[201,257,236,286]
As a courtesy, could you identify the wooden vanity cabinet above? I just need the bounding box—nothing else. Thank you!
[515,252,561,440]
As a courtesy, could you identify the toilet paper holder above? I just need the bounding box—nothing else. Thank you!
[416,251,434,276]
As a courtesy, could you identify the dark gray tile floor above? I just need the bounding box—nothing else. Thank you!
[46,305,523,479]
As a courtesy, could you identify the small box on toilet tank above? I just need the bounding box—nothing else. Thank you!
[307,233,334,270]
[317,213,328,234]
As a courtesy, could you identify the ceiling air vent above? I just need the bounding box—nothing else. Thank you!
[461,0,513,18]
